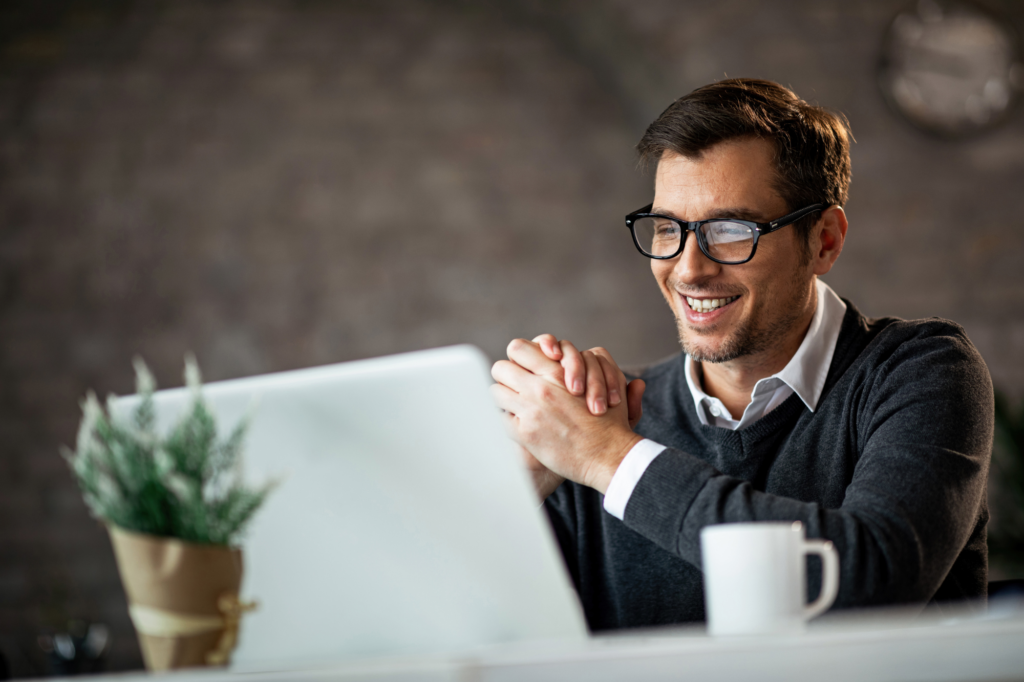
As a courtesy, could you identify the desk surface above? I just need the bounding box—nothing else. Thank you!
[54,603,1024,682]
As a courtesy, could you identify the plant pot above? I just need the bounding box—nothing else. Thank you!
[107,525,253,671]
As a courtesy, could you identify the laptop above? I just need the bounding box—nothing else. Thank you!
[112,345,588,671]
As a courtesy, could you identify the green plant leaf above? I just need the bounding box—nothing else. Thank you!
[64,357,274,546]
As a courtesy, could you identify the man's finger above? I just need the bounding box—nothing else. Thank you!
[582,350,608,415]
[489,381,525,415]
[593,352,622,408]
[533,334,563,361]
[500,411,524,444]
[559,340,586,396]
[587,345,629,410]
[490,358,537,394]
[506,338,565,386]
[626,378,646,429]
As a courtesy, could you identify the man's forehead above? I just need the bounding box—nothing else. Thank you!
[652,140,784,221]
[654,140,775,182]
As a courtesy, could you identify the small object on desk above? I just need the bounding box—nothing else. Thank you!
[701,521,839,636]
[63,356,274,671]
[107,526,255,670]
[37,621,108,676]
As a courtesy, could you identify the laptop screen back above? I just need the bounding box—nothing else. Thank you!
[112,345,587,671]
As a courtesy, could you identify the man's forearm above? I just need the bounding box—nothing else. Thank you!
[621,443,987,607]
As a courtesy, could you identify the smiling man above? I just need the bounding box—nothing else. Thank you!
[491,79,993,629]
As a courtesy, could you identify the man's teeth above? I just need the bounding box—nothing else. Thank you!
[686,295,738,312]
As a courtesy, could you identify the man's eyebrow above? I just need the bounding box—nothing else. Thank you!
[650,206,769,222]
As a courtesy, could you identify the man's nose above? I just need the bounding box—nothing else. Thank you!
[675,231,721,284]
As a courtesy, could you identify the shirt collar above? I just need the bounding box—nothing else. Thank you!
[684,279,847,415]
[775,278,846,412]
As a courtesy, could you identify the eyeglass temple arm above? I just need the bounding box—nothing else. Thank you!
[763,203,827,233]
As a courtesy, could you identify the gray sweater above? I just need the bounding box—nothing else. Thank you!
[544,301,993,631]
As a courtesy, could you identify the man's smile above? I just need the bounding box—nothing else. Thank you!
[678,292,742,325]
[685,295,739,313]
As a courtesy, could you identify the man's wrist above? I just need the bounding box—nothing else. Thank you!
[602,438,667,519]
[587,432,644,494]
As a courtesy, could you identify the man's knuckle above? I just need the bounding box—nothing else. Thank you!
[519,417,540,439]
[544,369,566,386]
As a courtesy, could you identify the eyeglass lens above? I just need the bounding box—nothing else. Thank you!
[632,217,755,263]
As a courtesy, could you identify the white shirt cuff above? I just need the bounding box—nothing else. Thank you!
[602,438,667,520]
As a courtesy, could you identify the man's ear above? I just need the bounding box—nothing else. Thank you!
[811,206,847,276]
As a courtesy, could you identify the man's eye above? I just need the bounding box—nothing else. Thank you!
[654,222,681,238]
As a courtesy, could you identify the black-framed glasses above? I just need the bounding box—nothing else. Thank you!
[625,203,825,264]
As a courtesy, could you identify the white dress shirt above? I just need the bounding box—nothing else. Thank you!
[602,279,848,520]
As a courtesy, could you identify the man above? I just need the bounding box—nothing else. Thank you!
[490,79,992,630]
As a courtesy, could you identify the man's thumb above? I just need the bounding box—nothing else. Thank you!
[627,379,645,429]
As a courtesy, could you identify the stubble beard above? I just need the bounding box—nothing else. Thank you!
[673,270,813,364]
[677,308,797,364]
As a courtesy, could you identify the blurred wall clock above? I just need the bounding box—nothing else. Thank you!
[879,0,1023,138]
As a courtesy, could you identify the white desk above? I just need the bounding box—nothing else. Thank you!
[63,604,1024,682]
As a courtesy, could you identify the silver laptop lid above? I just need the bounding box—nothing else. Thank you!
[112,345,587,671]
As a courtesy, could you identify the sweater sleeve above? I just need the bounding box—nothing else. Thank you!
[621,323,993,608]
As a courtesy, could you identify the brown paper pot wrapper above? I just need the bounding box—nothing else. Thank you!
[107,526,249,671]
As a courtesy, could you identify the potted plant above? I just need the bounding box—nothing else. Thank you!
[64,357,275,670]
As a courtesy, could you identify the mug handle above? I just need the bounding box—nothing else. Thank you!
[803,539,839,620]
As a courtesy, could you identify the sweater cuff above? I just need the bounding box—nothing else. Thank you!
[621,447,719,554]
[602,439,666,519]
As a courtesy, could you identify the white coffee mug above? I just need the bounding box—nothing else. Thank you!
[700,521,839,636]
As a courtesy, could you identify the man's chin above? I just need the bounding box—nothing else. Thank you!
[678,329,742,364]
[682,343,740,364]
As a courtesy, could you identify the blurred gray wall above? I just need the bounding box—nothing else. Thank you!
[1,0,1022,675]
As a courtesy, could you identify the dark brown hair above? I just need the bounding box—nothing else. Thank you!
[637,78,852,242]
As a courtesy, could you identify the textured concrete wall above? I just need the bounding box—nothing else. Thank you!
[1,0,1022,675]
